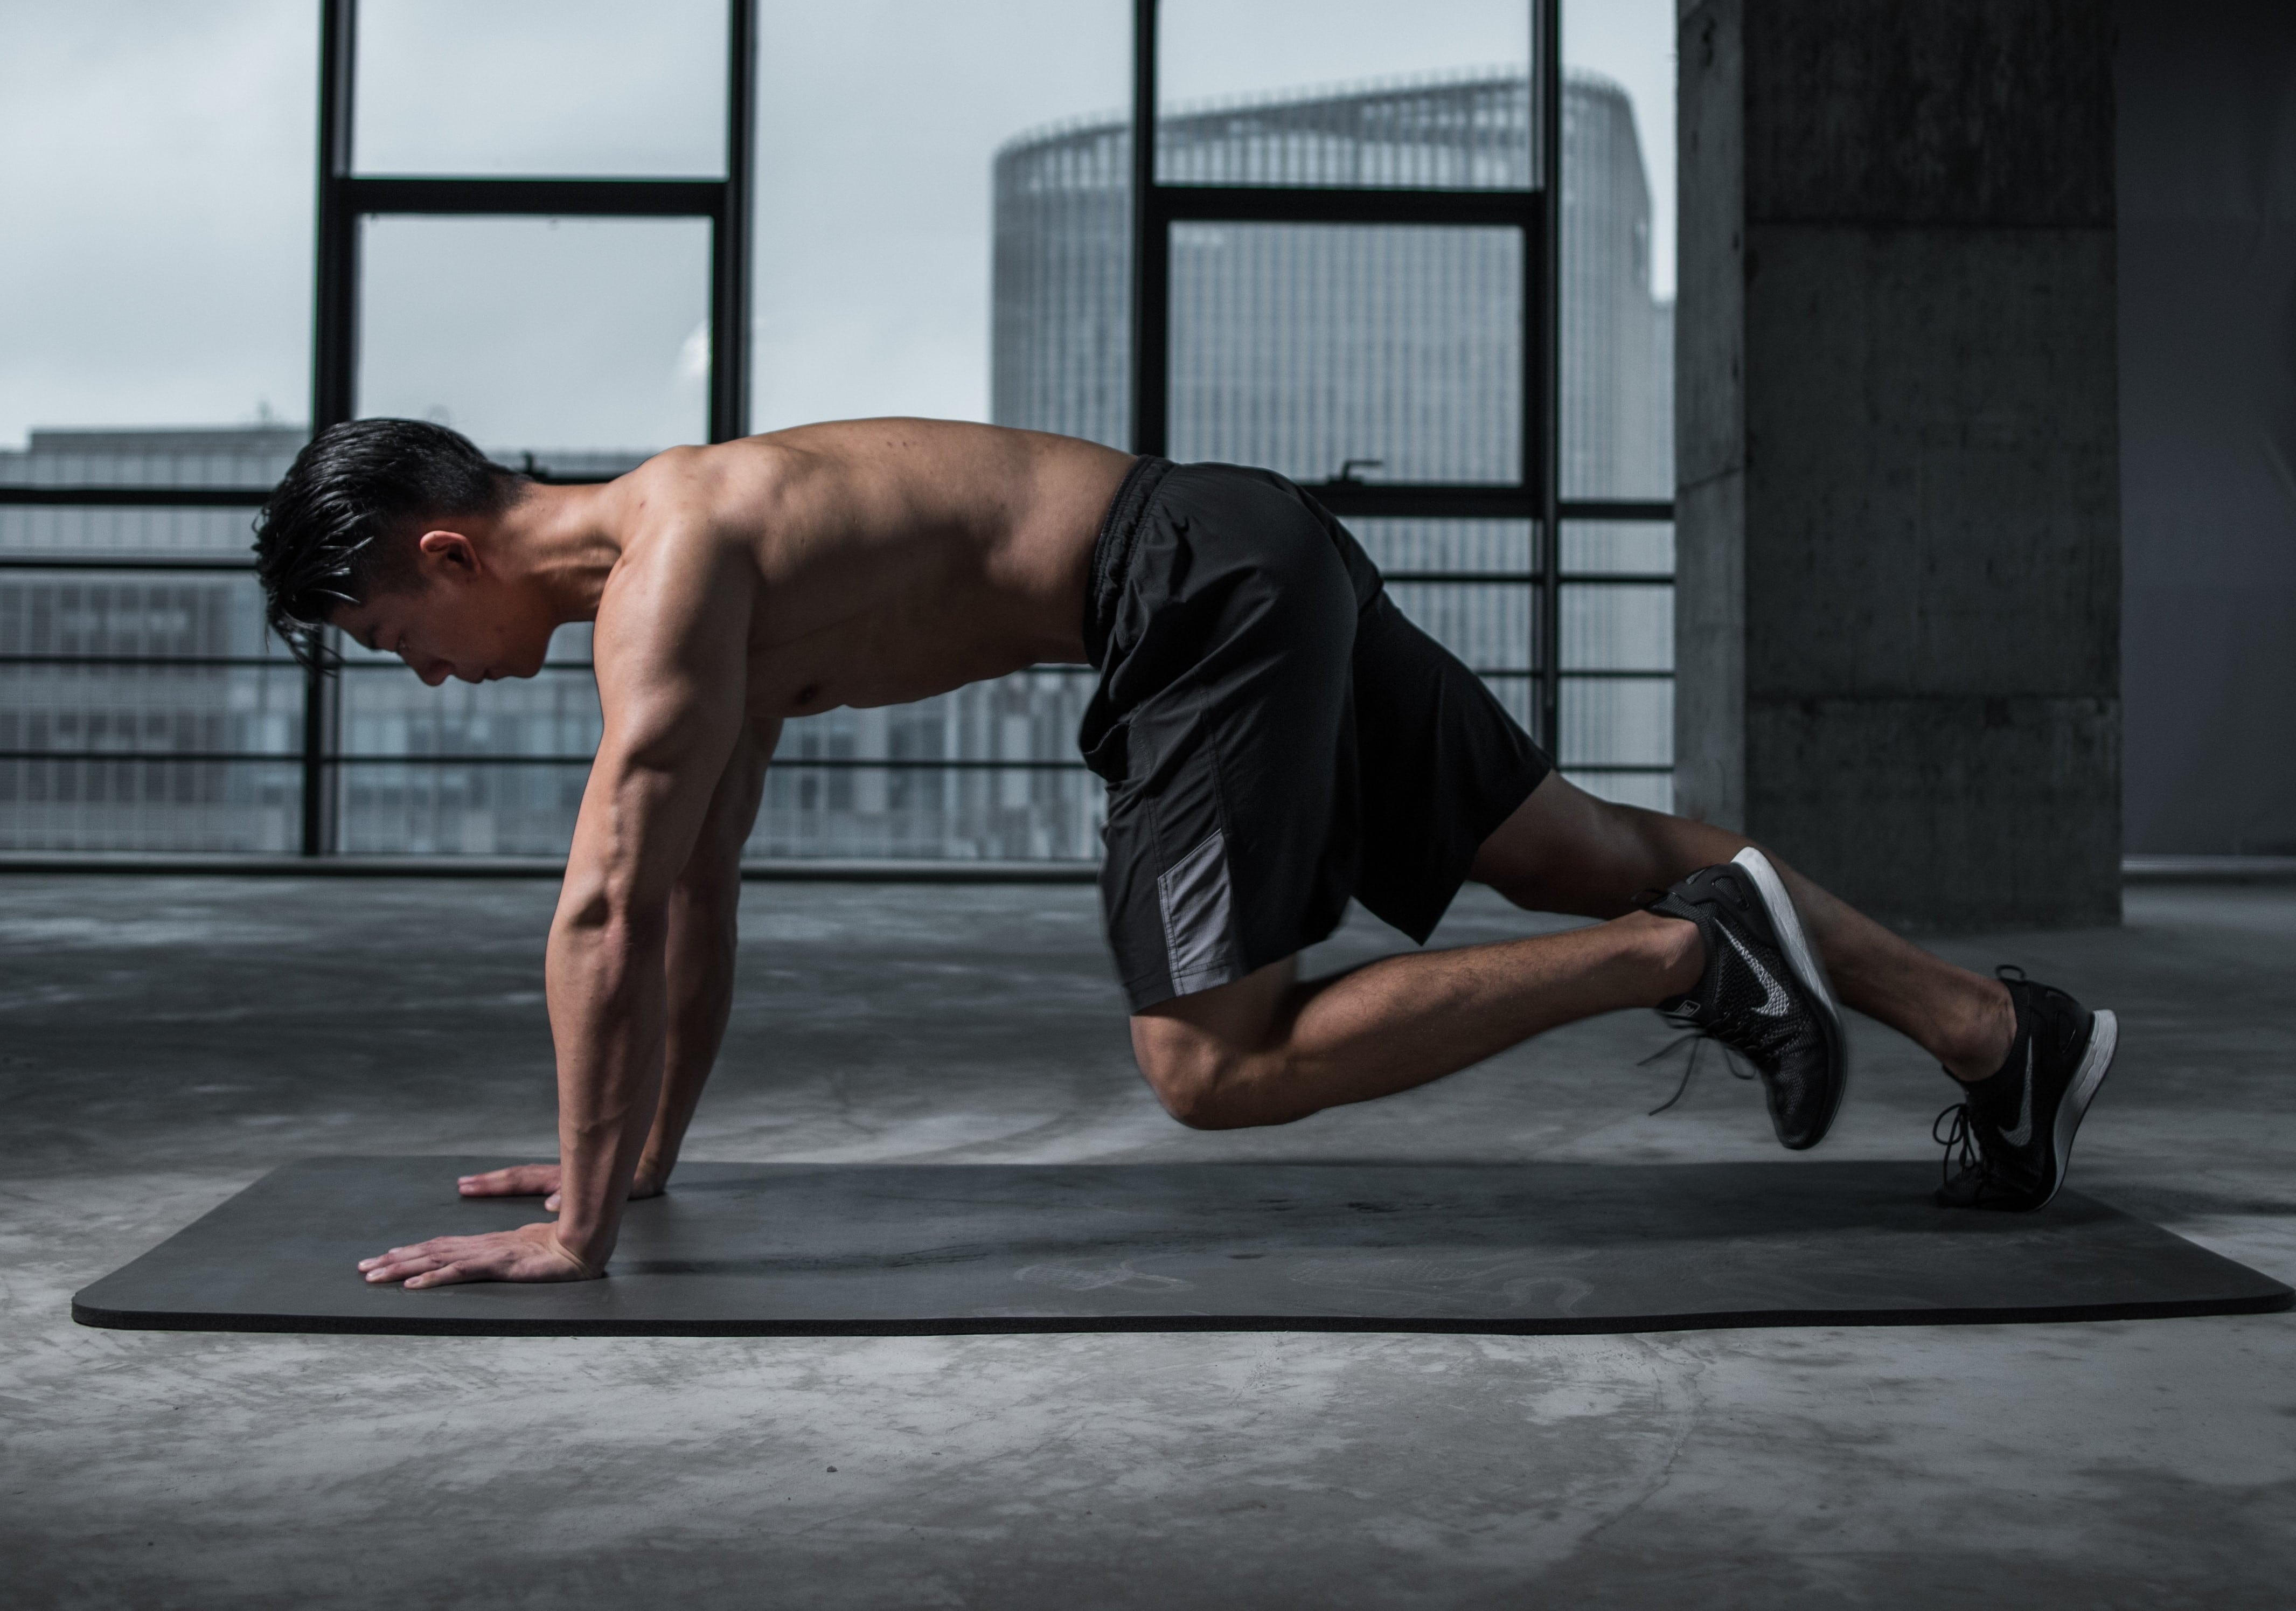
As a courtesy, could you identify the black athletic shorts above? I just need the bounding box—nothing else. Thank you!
[1079,457,1553,1011]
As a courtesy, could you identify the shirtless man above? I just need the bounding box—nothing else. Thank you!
[248,417,2118,1289]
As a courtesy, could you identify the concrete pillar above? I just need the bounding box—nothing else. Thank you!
[1676,0,2122,930]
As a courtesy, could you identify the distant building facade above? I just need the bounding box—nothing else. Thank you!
[992,70,1673,497]
[0,427,304,852]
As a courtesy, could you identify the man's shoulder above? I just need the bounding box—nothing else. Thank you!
[593,463,768,645]
[613,440,790,521]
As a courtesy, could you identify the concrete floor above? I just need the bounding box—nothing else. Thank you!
[2,874,2292,1609]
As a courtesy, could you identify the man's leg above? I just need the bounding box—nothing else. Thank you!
[1131,774,2014,1129]
[1465,776,2015,1083]
[1131,906,1703,1128]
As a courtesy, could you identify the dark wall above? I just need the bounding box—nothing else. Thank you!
[1679,0,2123,930]
[2118,1,2296,854]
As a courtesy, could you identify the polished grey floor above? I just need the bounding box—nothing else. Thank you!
[3,875,2292,1608]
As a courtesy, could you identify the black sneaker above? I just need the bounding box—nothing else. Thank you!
[1642,848,1848,1150]
[1935,968,2118,1211]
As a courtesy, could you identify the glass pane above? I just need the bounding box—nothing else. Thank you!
[1560,518,1672,575]
[0,2,314,451]
[1158,1,1534,189]
[993,116,1133,448]
[753,765,1103,862]
[0,429,301,497]
[1566,768,1672,813]
[358,216,712,467]
[1350,518,1535,576]
[0,560,303,852]
[752,672,1101,860]
[747,2,1128,862]
[354,0,727,178]
[1385,582,1533,675]
[759,0,1130,436]
[340,762,590,857]
[0,504,272,564]
[339,667,603,762]
[1481,675,1534,734]
[337,623,598,853]
[0,568,284,661]
[1561,0,1675,499]
[0,760,302,853]
[1561,582,1671,671]
[1168,223,1522,484]
[0,664,303,752]
[1559,677,1672,767]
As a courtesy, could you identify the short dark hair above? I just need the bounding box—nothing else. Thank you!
[252,418,525,669]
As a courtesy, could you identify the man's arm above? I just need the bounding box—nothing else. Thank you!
[643,713,781,1188]
[360,534,756,1289]
[455,715,781,1210]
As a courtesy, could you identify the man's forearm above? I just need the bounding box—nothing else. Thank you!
[643,880,740,1181]
[545,907,672,1269]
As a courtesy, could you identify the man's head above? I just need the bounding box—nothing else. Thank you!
[253,418,534,676]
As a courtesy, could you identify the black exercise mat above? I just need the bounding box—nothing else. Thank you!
[73,1156,2292,1337]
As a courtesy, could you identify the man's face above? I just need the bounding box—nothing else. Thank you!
[330,534,554,686]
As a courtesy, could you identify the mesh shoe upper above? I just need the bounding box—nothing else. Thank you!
[1935,969,2117,1212]
[1643,850,1848,1151]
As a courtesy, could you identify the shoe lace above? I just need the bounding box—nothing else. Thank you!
[1933,962,2031,1189]
[1640,1029,1759,1116]
[1932,1098,1986,1190]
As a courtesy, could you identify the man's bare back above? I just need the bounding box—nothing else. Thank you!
[597,419,1133,719]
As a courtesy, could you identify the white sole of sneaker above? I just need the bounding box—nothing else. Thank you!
[1729,845,1849,1139]
[2039,1007,2117,1210]
[1729,845,1843,1024]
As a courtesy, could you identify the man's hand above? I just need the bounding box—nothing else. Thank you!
[457,1161,667,1213]
[358,1221,599,1288]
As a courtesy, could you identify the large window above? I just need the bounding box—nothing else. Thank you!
[0,0,1675,859]
[0,1,314,852]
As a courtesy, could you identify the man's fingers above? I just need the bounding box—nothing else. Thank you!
[355,1224,586,1287]
[359,1234,476,1281]
[457,1163,561,1197]
[544,1191,562,1212]
[360,1251,448,1282]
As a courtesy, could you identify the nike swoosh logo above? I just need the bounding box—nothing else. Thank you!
[1723,929,1792,1019]
[2001,1041,2035,1147]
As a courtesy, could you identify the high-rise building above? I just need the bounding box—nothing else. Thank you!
[994,70,1673,496]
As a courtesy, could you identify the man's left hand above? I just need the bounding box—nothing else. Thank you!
[358,1221,599,1289]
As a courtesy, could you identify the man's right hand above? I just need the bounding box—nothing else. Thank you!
[457,1162,666,1213]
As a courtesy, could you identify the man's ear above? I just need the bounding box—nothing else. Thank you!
[414,529,481,578]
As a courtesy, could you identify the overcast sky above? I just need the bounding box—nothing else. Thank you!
[0,0,1675,453]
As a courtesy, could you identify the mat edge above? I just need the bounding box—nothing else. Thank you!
[71,1286,2294,1338]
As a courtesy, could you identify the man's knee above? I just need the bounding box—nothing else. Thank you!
[1129,1015,1264,1130]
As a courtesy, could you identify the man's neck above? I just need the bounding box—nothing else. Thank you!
[494,482,624,627]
